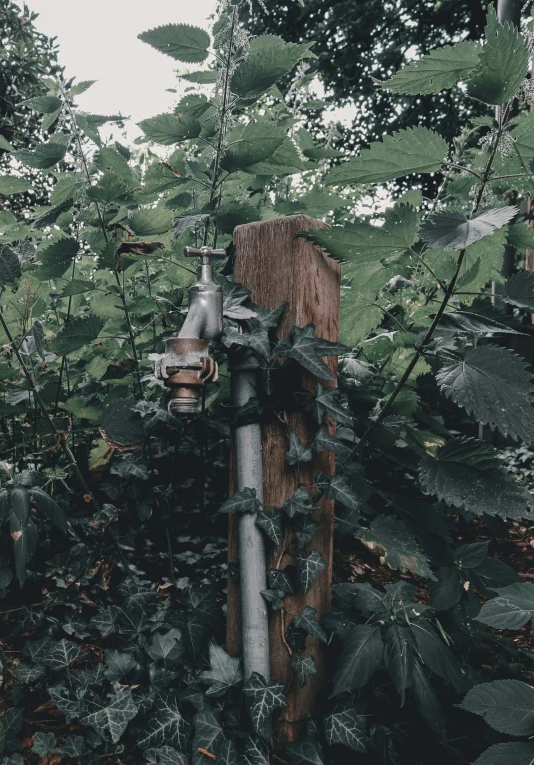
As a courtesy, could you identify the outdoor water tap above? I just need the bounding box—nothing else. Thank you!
[155,246,225,414]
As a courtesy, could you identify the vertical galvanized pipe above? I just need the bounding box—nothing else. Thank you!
[231,359,270,681]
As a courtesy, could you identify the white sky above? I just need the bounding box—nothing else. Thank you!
[17,0,218,141]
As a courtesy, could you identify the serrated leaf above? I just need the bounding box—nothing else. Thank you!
[255,506,284,544]
[501,270,534,311]
[292,654,317,688]
[437,345,534,444]
[296,549,326,594]
[81,689,138,743]
[0,175,32,195]
[200,642,243,696]
[476,583,534,630]
[0,246,21,286]
[49,315,106,356]
[219,487,261,514]
[94,147,133,182]
[274,324,348,381]
[438,310,524,335]
[324,707,367,753]
[326,126,448,187]
[358,515,435,579]
[293,606,327,643]
[473,743,534,765]
[137,692,190,751]
[99,397,145,448]
[37,237,78,280]
[24,95,63,113]
[429,568,462,610]
[285,430,312,465]
[421,207,517,250]
[461,680,534,735]
[466,6,530,105]
[243,672,287,734]
[139,24,210,63]
[332,624,383,696]
[383,40,481,94]
[419,437,531,519]
[13,142,67,169]
[138,113,202,145]
[221,123,288,174]
[129,207,171,236]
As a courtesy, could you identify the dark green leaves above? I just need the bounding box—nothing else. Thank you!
[138,113,202,145]
[37,237,78,280]
[472,743,534,765]
[437,346,534,444]
[419,437,531,519]
[80,690,138,743]
[358,515,434,580]
[200,642,243,696]
[326,127,448,187]
[467,6,530,105]
[296,549,326,594]
[332,624,383,696]
[421,208,518,250]
[285,430,312,465]
[476,583,534,630]
[138,24,210,63]
[221,123,287,173]
[461,680,534,736]
[219,488,261,514]
[293,606,327,644]
[13,141,67,170]
[243,672,287,734]
[501,271,534,311]
[274,324,348,381]
[383,40,481,95]
[0,175,33,195]
[137,693,190,751]
[255,506,283,544]
[0,246,21,286]
[324,707,368,753]
[49,315,106,356]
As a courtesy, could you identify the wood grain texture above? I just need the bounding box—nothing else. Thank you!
[226,216,341,751]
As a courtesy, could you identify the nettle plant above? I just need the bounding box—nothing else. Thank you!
[1,2,534,764]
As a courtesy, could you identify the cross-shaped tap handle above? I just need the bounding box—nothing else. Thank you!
[184,246,227,264]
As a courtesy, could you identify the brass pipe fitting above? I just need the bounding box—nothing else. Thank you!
[155,337,218,414]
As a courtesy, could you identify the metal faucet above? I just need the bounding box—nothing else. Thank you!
[155,246,226,414]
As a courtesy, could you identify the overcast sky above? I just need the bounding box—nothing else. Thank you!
[17,0,218,140]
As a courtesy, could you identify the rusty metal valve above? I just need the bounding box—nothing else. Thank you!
[155,337,218,414]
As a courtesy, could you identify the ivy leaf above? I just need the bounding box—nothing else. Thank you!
[42,639,80,670]
[358,515,435,580]
[472,743,534,765]
[419,437,531,519]
[261,588,286,610]
[13,663,46,684]
[326,474,361,511]
[310,385,353,426]
[501,271,534,311]
[293,606,327,644]
[324,707,368,753]
[37,237,78,280]
[475,583,534,630]
[466,6,530,105]
[241,735,269,765]
[385,624,413,705]
[192,708,225,763]
[274,324,348,381]
[293,516,320,548]
[200,642,243,696]
[383,40,481,94]
[243,672,287,734]
[138,24,210,63]
[292,654,317,688]
[219,487,261,514]
[49,315,106,356]
[429,568,463,610]
[437,346,534,444]
[61,735,86,757]
[91,606,119,637]
[332,624,384,696]
[32,732,57,757]
[268,567,296,594]
[49,686,81,721]
[296,549,326,594]
[231,35,314,103]
[461,680,534,735]
[255,506,284,544]
[13,141,67,169]
[285,430,313,465]
[285,737,324,765]
[282,487,318,518]
[311,425,352,461]
[420,207,517,250]
[137,692,190,751]
[0,246,21,286]
[81,690,138,743]
[326,126,448,187]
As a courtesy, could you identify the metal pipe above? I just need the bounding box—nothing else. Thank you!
[231,357,270,681]
[497,0,521,23]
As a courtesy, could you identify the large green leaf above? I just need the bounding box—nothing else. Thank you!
[200,642,243,696]
[128,207,171,236]
[137,692,190,751]
[421,207,517,250]
[231,35,314,102]
[192,709,225,763]
[473,743,534,765]
[296,549,327,594]
[80,690,138,743]
[466,6,530,105]
[437,345,534,444]
[42,639,80,670]
[385,624,413,705]
[49,315,106,356]
[138,113,202,145]
[0,175,33,195]
[324,707,367,753]
[461,680,534,736]
[293,606,327,644]
[285,737,324,765]
[429,568,462,610]
[273,324,349,382]
[36,237,78,280]
[219,487,261,514]
[410,621,467,691]
[358,515,434,579]
[138,24,210,63]
[419,437,531,519]
[13,142,67,170]
[383,41,481,95]
[501,271,534,311]
[221,123,288,173]
[94,147,134,183]
[325,127,448,187]
[0,246,21,286]
[243,672,287,734]
[476,583,534,630]
[331,624,383,696]
[23,95,63,113]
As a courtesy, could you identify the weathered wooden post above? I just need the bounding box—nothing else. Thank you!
[226,215,341,751]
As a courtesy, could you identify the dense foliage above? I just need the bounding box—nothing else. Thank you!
[2,2,534,764]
